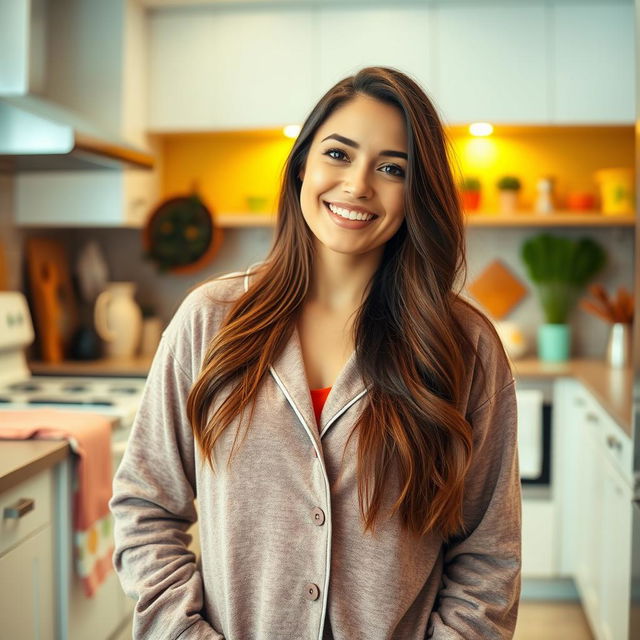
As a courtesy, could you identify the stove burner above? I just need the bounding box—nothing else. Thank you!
[8,382,42,392]
[27,398,115,406]
[107,386,140,395]
[61,385,89,393]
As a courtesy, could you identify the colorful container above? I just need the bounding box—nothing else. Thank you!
[594,168,635,215]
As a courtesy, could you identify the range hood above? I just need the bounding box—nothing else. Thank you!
[0,0,154,172]
[0,95,154,172]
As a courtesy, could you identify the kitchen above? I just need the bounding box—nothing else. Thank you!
[0,0,638,639]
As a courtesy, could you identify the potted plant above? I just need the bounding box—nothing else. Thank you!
[460,177,482,212]
[497,175,522,214]
[521,233,606,362]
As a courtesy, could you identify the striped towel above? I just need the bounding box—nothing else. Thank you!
[0,409,113,597]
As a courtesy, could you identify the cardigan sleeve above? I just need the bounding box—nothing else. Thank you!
[428,379,521,639]
[109,335,224,640]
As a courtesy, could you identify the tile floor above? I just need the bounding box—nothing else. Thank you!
[112,601,594,639]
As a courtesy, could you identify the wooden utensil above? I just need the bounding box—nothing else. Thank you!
[25,237,78,362]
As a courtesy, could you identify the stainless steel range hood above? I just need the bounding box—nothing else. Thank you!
[0,95,154,172]
[0,0,154,172]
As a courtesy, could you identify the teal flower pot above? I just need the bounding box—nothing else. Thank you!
[538,324,571,362]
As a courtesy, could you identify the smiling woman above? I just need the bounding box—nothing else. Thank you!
[299,96,407,257]
[110,67,521,640]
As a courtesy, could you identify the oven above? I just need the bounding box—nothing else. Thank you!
[0,292,145,640]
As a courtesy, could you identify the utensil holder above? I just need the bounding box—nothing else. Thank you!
[606,322,632,368]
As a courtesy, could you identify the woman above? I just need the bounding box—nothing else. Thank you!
[111,66,521,640]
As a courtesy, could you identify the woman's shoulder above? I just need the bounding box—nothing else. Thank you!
[160,266,257,377]
[450,294,514,415]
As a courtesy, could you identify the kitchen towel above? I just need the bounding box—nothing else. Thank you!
[515,389,544,480]
[0,409,113,597]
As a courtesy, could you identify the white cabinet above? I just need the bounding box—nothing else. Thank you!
[15,168,157,228]
[149,6,316,131]
[433,4,550,124]
[600,456,632,640]
[0,468,55,640]
[147,2,633,130]
[316,5,433,98]
[552,2,635,124]
[558,379,632,640]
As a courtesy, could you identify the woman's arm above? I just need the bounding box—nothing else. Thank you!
[428,379,521,639]
[110,337,223,640]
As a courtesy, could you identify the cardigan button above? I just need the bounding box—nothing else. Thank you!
[312,507,325,525]
[304,583,320,601]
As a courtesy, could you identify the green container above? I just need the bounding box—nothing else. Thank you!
[538,324,571,362]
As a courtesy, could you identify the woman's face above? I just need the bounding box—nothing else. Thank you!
[299,95,408,261]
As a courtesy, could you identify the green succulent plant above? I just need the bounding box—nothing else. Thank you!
[497,176,522,191]
[521,233,606,323]
[460,177,481,191]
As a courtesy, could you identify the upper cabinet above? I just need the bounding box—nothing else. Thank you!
[148,6,316,130]
[552,2,635,124]
[433,4,549,124]
[316,5,433,97]
[148,1,634,131]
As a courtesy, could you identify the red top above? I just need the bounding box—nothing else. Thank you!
[310,386,331,428]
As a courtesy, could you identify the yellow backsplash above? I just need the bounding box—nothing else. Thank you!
[158,125,634,215]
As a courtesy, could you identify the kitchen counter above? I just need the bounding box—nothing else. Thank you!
[0,440,69,493]
[512,358,633,437]
[29,355,153,377]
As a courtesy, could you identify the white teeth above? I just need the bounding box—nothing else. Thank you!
[327,203,374,222]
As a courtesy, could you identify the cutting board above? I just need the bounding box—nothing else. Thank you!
[25,237,78,362]
[0,240,7,290]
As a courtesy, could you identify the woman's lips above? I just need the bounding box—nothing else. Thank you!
[323,202,378,229]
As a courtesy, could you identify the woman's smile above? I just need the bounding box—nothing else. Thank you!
[323,201,379,228]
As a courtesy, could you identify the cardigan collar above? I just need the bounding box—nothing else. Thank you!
[244,263,368,443]
[269,325,368,443]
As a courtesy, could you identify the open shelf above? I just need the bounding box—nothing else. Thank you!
[465,211,635,227]
[214,211,635,229]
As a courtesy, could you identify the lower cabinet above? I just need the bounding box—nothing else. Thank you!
[559,379,632,640]
[0,468,55,640]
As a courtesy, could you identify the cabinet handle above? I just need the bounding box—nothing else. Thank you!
[3,498,35,519]
[606,435,622,452]
[574,397,586,407]
[586,412,599,424]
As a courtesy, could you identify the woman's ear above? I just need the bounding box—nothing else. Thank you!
[298,169,305,182]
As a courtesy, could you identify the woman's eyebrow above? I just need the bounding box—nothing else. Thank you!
[320,133,408,160]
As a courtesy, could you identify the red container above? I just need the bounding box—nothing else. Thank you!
[462,190,481,212]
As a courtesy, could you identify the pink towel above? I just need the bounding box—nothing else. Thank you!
[0,409,113,597]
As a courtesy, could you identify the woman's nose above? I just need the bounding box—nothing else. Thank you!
[343,164,373,199]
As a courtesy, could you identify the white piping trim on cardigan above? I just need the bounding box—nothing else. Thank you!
[245,261,369,640]
[320,387,369,439]
[243,261,265,292]
[269,366,332,640]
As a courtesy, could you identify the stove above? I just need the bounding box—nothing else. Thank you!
[0,291,146,436]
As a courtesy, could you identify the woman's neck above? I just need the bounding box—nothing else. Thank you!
[307,244,382,312]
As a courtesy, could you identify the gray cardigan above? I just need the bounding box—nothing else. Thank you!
[110,268,521,640]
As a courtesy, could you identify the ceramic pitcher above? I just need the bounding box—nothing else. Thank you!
[94,282,142,358]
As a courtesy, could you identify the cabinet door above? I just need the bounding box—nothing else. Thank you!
[316,5,433,99]
[433,4,549,124]
[0,525,54,640]
[575,409,604,637]
[149,6,315,130]
[552,2,634,124]
[600,458,632,640]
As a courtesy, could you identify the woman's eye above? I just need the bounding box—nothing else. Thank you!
[324,148,348,161]
[381,164,405,178]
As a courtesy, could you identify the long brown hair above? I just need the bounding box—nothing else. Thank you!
[188,67,500,540]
